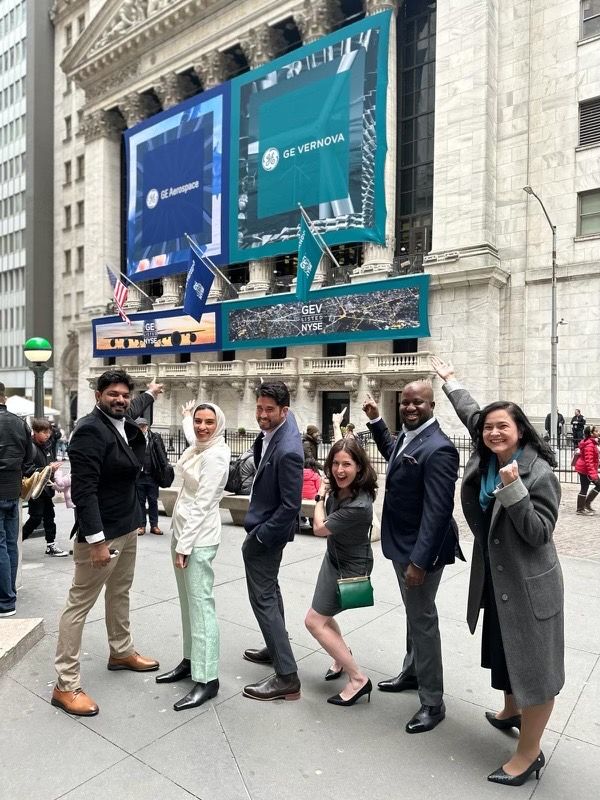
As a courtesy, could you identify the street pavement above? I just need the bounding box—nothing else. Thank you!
[1,484,599,800]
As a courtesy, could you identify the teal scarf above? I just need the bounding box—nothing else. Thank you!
[479,449,523,512]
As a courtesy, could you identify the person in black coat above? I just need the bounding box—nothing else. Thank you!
[363,381,462,734]
[134,417,169,535]
[52,370,164,718]
[21,418,68,557]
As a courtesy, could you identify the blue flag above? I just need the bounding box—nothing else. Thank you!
[183,248,214,321]
[296,215,323,301]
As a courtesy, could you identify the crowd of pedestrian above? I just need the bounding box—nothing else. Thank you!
[0,361,571,788]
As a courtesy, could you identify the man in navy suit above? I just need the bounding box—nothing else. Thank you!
[364,381,461,733]
[242,381,304,701]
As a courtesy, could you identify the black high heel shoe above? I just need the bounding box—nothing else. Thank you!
[155,658,191,683]
[173,679,219,711]
[327,678,372,706]
[487,752,545,786]
[485,711,522,731]
[324,649,352,681]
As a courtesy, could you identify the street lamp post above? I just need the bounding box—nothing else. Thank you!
[23,337,53,418]
[523,186,558,448]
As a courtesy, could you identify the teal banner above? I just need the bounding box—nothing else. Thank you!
[296,216,323,301]
[222,275,429,350]
[229,11,391,263]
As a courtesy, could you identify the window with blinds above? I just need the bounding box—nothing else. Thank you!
[580,98,600,146]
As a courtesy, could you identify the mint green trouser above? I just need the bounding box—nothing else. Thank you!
[172,540,219,683]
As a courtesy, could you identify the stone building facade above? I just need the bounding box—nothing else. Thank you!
[51,0,600,438]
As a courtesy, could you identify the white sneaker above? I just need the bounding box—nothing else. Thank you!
[46,543,68,557]
[0,609,16,617]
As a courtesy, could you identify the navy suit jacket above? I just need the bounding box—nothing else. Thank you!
[368,418,462,569]
[244,413,304,548]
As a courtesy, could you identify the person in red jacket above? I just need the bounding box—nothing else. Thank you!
[300,457,321,530]
[574,426,599,514]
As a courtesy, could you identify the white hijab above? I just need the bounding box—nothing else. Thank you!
[178,402,227,470]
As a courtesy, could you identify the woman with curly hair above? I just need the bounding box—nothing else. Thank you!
[305,438,377,707]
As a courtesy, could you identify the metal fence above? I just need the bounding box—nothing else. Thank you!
[155,429,581,484]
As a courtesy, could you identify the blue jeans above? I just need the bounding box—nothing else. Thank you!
[0,499,19,612]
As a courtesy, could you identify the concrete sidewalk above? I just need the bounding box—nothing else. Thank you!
[1,496,599,800]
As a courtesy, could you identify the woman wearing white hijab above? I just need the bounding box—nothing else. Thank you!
[155,402,230,711]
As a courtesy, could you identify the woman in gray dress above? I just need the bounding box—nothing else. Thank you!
[305,438,377,707]
[432,356,564,787]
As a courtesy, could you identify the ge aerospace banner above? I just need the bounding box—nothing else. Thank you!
[229,11,390,263]
[222,274,429,350]
[92,307,221,358]
[124,84,229,281]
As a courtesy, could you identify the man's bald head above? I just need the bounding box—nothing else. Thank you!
[400,380,435,430]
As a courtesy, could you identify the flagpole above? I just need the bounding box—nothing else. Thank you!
[184,233,238,297]
[106,263,154,301]
[298,204,343,271]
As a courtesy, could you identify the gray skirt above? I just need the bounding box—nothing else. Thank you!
[311,552,373,617]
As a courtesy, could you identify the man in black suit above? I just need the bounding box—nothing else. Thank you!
[241,381,304,701]
[52,370,164,717]
[363,381,461,733]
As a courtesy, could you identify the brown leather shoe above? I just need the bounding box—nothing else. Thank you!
[137,527,145,536]
[107,651,159,672]
[51,687,99,716]
[243,672,301,701]
[150,526,163,535]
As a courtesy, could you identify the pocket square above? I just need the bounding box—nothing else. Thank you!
[402,454,418,464]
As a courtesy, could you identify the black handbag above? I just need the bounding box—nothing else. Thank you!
[150,437,175,488]
[332,524,374,611]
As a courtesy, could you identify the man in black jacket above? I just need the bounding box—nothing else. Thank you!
[0,382,34,617]
[52,370,163,716]
[134,417,168,535]
[22,418,68,557]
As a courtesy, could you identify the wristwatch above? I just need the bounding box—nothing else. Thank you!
[314,495,323,503]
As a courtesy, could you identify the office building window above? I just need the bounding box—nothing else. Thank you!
[581,0,600,38]
[76,200,84,226]
[76,154,84,180]
[578,189,600,235]
[64,160,71,184]
[64,249,71,274]
[64,115,72,141]
[76,245,84,272]
[65,22,72,48]
[64,205,71,230]
[77,14,85,35]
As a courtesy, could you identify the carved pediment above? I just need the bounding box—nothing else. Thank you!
[61,0,232,96]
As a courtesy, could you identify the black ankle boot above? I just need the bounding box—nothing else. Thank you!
[173,679,219,711]
[155,658,191,684]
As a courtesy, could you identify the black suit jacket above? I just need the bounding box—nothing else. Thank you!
[368,418,462,569]
[70,394,154,542]
[244,414,304,548]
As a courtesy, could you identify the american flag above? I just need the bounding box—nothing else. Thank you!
[106,266,130,324]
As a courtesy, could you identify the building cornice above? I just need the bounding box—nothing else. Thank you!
[50,0,88,24]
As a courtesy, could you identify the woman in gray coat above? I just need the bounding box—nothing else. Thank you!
[432,357,564,787]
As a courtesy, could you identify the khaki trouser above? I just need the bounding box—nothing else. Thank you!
[55,530,137,691]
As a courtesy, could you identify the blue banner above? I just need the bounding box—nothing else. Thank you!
[296,216,323,301]
[229,11,390,263]
[124,84,229,281]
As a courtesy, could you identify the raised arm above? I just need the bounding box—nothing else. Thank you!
[431,356,481,440]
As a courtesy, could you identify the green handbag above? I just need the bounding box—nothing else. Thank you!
[336,575,374,610]
[333,524,374,610]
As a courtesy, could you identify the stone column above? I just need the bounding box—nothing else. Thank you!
[238,258,274,299]
[76,109,124,413]
[154,71,195,110]
[154,275,182,308]
[193,50,230,90]
[296,0,343,44]
[119,92,159,128]
[352,0,398,283]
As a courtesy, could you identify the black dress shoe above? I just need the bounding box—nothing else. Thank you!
[243,647,273,665]
[243,672,301,701]
[487,752,545,786]
[405,702,446,733]
[325,666,343,681]
[327,678,372,706]
[485,710,522,731]
[174,679,219,711]
[155,659,191,684]
[377,672,418,692]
